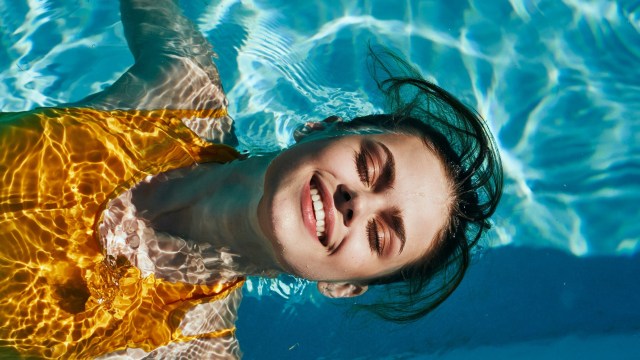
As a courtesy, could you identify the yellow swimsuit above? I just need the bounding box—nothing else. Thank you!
[0,107,243,358]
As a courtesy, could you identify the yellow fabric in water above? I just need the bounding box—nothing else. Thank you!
[0,107,243,358]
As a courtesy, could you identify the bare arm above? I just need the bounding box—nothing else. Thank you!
[69,0,236,144]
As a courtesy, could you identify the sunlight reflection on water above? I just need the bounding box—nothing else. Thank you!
[0,0,638,290]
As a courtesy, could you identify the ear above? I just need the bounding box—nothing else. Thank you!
[317,281,368,298]
[293,115,343,142]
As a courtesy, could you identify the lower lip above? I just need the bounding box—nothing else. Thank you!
[301,180,319,243]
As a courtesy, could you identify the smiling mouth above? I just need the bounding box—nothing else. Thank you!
[309,178,328,246]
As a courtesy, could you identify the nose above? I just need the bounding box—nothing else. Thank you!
[335,185,381,227]
[335,185,354,226]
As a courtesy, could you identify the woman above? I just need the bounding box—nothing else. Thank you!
[0,0,502,358]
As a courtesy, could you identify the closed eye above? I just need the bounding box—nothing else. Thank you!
[355,139,403,256]
[354,146,373,187]
[354,139,395,191]
[366,219,384,255]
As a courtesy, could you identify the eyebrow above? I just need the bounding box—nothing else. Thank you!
[387,207,407,254]
[369,141,395,193]
[368,140,406,254]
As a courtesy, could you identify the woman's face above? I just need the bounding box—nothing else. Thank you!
[258,132,450,282]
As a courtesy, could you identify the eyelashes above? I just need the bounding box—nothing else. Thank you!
[366,219,383,255]
[354,144,386,256]
[354,147,372,186]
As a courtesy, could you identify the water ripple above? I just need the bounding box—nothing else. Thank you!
[1,0,638,259]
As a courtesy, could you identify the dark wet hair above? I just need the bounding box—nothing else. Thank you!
[332,49,503,322]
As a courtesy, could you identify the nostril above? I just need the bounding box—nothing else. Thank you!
[346,209,353,221]
[343,190,351,202]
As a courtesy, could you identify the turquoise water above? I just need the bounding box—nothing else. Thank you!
[1,0,639,359]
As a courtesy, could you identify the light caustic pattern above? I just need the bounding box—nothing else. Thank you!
[0,0,638,297]
[200,0,640,257]
[0,107,242,358]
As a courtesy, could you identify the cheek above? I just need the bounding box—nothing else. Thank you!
[336,233,374,267]
[277,138,358,176]
[311,149,359,185]
[263,152,314,204]
[267,153,305,183]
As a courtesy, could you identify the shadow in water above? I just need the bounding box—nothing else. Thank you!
[237,246,640,359]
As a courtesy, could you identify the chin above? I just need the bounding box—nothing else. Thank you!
[257,195,281,249]
[257,193,297,266]
[258,203,312,277]
[258,151,321,275]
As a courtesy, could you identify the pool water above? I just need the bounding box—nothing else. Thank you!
[1,0,639,359]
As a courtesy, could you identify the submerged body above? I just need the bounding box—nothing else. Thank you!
[0,0,274,356]
[0,0,503,358]
[0,108,242,358]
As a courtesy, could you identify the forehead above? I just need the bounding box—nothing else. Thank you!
[367,133,450,261]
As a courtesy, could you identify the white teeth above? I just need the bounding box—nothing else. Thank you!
[312,200,323,210]
[310,183,327,240]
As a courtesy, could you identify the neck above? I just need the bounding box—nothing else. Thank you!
[130,155,283,277]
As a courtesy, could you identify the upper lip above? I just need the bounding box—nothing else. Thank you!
[313,174,335,249]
